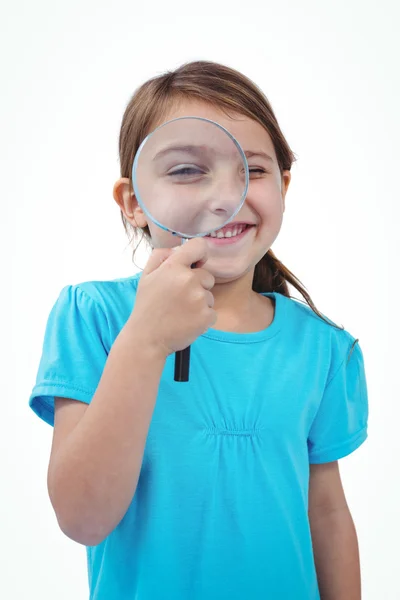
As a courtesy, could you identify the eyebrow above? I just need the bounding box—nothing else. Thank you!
[153,145,209,161]
[244,150,274,162]
[152,145,274,163]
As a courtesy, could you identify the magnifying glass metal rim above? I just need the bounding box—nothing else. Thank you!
[132,116,250,239]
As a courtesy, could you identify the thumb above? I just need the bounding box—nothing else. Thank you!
[142,247,176,275]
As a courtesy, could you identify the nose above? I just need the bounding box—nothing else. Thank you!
[207,171,245,218]
[192,163,247,234]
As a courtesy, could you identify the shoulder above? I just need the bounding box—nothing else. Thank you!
[73,272,142,308]
[50,272,143,346]
[59,272,142,318]
[279,292,362,374]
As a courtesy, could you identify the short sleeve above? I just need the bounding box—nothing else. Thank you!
[308,338,369,464]
[29,285,110,426]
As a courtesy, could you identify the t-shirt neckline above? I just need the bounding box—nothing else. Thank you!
[201,292,286,344]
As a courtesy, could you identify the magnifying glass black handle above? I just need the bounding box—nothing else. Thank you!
[174,259,196,382]
[174,346,191,382]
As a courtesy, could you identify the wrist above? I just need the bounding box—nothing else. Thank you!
[124,314,170,362]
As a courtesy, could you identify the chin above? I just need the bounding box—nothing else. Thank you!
[207,263,253,285]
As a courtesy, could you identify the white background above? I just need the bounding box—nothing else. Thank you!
[2,0,399,598]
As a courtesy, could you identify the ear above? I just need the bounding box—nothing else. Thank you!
[281,170,291,212]
[113,177,148,227]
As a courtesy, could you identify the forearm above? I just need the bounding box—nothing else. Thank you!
[48,317,166,545]
[310,506,361,600]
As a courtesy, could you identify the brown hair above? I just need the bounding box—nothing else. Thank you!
[118,60,342,329]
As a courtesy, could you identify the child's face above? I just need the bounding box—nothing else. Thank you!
[115,100,291,285]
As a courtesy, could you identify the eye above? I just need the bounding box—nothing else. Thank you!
[249,167,267,176]
[168,164,206,177]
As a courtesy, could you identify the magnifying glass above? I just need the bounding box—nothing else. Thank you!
[132,116,249,382]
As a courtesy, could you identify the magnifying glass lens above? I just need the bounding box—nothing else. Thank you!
[133,117,249,237]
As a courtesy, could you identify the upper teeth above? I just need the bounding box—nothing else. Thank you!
[209,225,246,238]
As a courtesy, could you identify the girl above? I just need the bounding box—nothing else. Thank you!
[29,61,368,600]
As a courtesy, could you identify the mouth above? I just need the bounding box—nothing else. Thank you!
[205,222,256,245]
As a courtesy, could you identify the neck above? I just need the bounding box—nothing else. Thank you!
[212,271,255,312]
[211,269,270,332]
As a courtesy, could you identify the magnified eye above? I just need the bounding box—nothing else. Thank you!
[168,164,207,178]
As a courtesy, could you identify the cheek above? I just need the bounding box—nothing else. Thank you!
[249,180,284,214]
[148,223,182,249]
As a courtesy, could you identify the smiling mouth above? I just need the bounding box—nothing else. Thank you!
[204,223,256,247]
[206,223,255,239]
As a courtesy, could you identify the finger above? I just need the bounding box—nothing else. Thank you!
[209,309,217,328]
[205,290,214,308]
[167,237,208,268]
[197,269,215,291]
[143,247,175,275]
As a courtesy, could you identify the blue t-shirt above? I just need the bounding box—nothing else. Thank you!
[29,273,368,600]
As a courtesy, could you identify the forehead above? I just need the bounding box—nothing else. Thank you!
[156,99,277,162]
